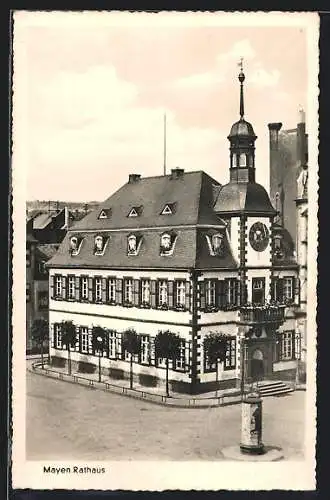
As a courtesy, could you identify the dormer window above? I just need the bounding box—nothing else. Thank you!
[206,232,225,257]
[128,206,143,217]
[161,203,177,215]
[127,234,142,256]
[98,209,111,220]
[70,235,83,256]
[160,232,177,256]
[94,235,109,256]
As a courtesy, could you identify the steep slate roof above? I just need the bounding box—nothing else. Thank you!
[213,182,276,215]
[48,170,237,270]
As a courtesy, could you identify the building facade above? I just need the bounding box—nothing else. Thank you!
[46,70,301,394]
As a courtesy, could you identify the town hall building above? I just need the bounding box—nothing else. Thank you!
[46,68,301,394]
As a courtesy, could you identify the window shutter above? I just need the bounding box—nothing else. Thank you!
[75,276,80,301]
[133,279,140,306]
[185,341,190,372]
[150,280,157,308]
[294,277,300,305]
[74,325,80,352]
[102,278,107,303]
[116,278,123,305]
[270,278,275,301]
[235,279,239,306]
[88,328,93,355]
[217,280,225,309]
[185,281,191,311]
[50,275,55,299]
[88,277,93,302]
[149,337,155,365]
[62,276,67,300]
[199,281,206,311]
[168,281,174,308]
[51,323,55,348]
[277,279,283,303]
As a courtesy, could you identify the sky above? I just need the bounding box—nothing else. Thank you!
[14,13,308,202]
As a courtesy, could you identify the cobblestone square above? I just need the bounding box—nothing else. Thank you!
[26,370,305,461]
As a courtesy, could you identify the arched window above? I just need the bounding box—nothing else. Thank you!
[95,236,103,251]
[211,233,224,256]
[70,236,78,250]
[161,233,171,250]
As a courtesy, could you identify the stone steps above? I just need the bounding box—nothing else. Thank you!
[254,380,294,397]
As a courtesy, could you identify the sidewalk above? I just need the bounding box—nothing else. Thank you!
[29,360,243,408]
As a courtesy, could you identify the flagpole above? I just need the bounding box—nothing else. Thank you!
[163,113,167,176]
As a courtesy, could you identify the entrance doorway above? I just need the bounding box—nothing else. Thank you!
[251,348,264,381]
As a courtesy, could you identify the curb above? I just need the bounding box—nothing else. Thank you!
[29,362,244,409]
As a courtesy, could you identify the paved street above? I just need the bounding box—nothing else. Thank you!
[26,369,305,461]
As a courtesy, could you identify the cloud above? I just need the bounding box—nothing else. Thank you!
[173,71,224,89]
[249,68,281,87]
[217,39,257,64]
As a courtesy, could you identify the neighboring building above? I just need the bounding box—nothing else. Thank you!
[46,69,301,394]
[295,154,308,363]
[268,112,309,367]
[268,109,308,247]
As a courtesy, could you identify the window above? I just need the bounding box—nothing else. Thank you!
[252,278,265,305]
[239,153,247,167]
[295,332,301,360]
[174,340,186,371]
[128,206,142,217]
[204,354,217,372]
[68,276,75,299]
[160,232,176,256]
[205,280,217,308]
[141,279,150,304]
[283,277,294,302]
[108,278,116,303]
[81,277,88,300]
[54,323,62,349]
[232,153,237,168]
[80,327,90,354]
[124,278,133,304]
[158,280,168,307]
[98,209,110,219]
[161,203,177,215]
[281,331,294,360]
[38,261,47,274]
[94,236,104,255]
[226,279,237,306]
[94,277,102,302]
[175,281,186,308]
[108,330,117,358]
[224,338,236,370]
[38,291,48,310]
[70,236,83,256]
[140,335,150,365]
[211,233,224,256]
[55,275,62,298]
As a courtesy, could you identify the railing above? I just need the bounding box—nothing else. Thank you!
[30,361,243,408]
[240,304,286,324]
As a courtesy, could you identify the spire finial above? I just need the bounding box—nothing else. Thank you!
[238,57,245,119]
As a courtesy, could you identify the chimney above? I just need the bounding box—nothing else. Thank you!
[268,123,283,223]
[170,167,184,179]
[297,108,307,167]
[128,174,141,184]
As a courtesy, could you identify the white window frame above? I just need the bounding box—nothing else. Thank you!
[81,277,88,300]
[226,279,236,305]
[206,280,216,307]
[108,330,117,358]
[67,276,75,299]
[80,327,89,354]
[158,280,168,306]
[176,280,186,307]
[175,341,186,371]
[94,277,102,302]
[54,324,62,349]
[108,278,116,303]
[239,153,247,167]
[283,277,293,301]
[224,338,236,370]
[141,279,150,304]
[124,278,133,304]
[281,332,293,360]
[140,335,150,365]
[55,275,62,297]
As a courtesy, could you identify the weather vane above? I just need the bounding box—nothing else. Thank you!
[238,57,244,72]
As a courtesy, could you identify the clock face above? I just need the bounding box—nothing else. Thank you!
[249,222,269,252]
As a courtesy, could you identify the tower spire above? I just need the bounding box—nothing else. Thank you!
[238,57,245,119]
